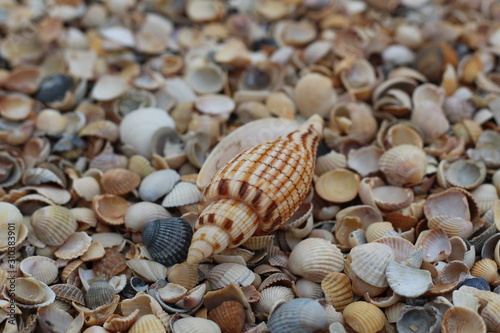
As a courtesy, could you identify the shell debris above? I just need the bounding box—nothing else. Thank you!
[2,1,500,332]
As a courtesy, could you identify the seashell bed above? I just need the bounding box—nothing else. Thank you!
[2,0,500,332]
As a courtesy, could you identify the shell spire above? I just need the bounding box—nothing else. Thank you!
[186,114,324,264]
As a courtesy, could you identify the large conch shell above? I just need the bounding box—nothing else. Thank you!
[186,115,324,263]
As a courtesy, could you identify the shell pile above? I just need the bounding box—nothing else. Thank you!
[2,0,500,333]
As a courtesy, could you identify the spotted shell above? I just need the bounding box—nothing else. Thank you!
[187,115,324,264]
[142,218,194,266]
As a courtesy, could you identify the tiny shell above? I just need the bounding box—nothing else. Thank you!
[288,238,344,283]
[20,256,59,285]
[268,298,327,333]
[343,301,386,333]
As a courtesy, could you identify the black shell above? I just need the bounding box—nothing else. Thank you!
[457,277,490,291]
[142,218,193,266]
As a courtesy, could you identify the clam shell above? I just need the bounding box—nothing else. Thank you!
[89,154,128,172]
[315,169,360,203]
[347,145,383,177]
[268,298,327,333]
[441,306,486,333]
[288,238,344,283]
[208,263,255,289]
[129,314,166,333]
[470,258,499,284]
[103,309,140,333]
[208,301,246,333]
[255,286,295,314]
[471,184,498,214]
[379,144,427,186]
[295,279,324,299]
[20,256,59,284]
[139,169,180,202]
[85,279,115,310]
[445,160,486,190]
[126,259,168,283]
[31,205,77,246]
[315,150,347,176]
[55,231,92,260]
[124,202,171,232]
[295,73,336,118]
[120,292,164,318]
[349,243,394,288]
[101,168,141,196]
[396,305,440,333]
[172,317,221,333]
[186,62,225,94]
[440,261,469,284]
[142,218,193,266]
[386,261,433,297]
[50,284,85,306]
[0,153,23,188]
[365,222,395,243]
[419,228,452,262]
[92,194,131,225]
[72,177,101,201]
[91,75,128,101]
[0,203,26,251]
[37,304,81,333]
[372,186,414,212]
[129,155,156,178]
[168,263,199,290]
[162,181,201,207]
[195,94,235,117]
[321,273,353,311]
[73,294,120,326]
[119,108,175,158]
[93,249,127,279]
[343,301,386,333]
[12,277,55,308]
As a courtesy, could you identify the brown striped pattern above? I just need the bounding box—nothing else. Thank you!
[198,118,322,237]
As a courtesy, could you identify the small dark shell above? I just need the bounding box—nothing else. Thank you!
[456,277,490,291]
[142,218,193,266]
[35,74,74,103]
[50,284,85,305]
[85,279,115,310]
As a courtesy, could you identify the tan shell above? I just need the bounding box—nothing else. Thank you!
[129,314,166,333]
[321,273,353,311]
[365,222,396,243]
[208,300,246,333]
[50,284,85,305]
[315,150,347,176]
[347,146,384,177]
[72,177,101,202]
[419,228,452,262]
[441,306,487,333]
[0,203,27,252]
[471,184,499,214]
[315,169,360,203]
[92,194,131,225]
[470,258,499,284]
[444,160,486,190]
[11,277,55,308]
[103,309,140,333]
[379,144,427,186]
[73,294,120,326]
[31,205,77,246]
[288,238,344,283]
[101,168,141,196]
[55,231,92,260]
[343,301,386,333]
[187,116,323,264]
[172,317,221,333]
[168,263,199,290]
[20,256,59,284]
[295,73,336,118]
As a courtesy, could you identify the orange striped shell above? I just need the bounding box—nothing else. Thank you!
[187,115,324,263]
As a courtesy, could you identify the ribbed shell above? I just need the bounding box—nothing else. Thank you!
[30,205,77,246]
[85,279,115,309]
[441,306,486,333]
[20,256,59,285]
[470,258,499,284]
[124,202,171,232]
[343,302,386,333]
[321,273,353,311]
[172,317,221,333]
[349,243,395,288]
[379,144,427,186]
[267,298,327,333]
[188,116,323,264]
[255,286,295,314]
[208,301,246,333]
[129,314,166,333]
[207,263,255,289]
[50,284,85,305]
[101,168,141,195]
[142,218,193,266]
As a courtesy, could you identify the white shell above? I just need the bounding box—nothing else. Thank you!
[139,169,180,202]
[385,261,432,297]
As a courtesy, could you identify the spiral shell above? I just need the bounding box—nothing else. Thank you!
[187,115,323,264]
[142,218,193,266]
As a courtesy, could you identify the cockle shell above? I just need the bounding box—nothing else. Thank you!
[321,273,354,311]
[20,256,59,284]
[379,144,427,186]
[396,305,440,333]
[208,263,255,289]
[349,243,394,288]
[255,286,295,314]
[267,298,327,333]
[50,284,85,305]
[142,218,193,266]
[129,314,166,333]
[385,261,433,297]
[124,202,171,232]
[30,205,77,246]
[208,300,246,333]
[0,202,27,252]
[84,279,115,310]
[187,116,323,264]
[172,317,221,333]
[343,301,386,333]
[441,306,487,333]
[126,259,168,282]
[100,168,141,196]
[139,169,180,202]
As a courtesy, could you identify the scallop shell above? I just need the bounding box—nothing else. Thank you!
[343,301,386,333]
[315,150,347,176]
[129,314,166,333]
[92,194,131,225]
[255,286,295,314]
[124,202,171,232]
[349,243,394,288]
[85,279,116,310]
[208,263,255,289]
[187,116,323,264]
[208,300,245,333]
[379,144,427,186]
[172,317,221,333]
[142,218,194,266]
[55,231,92,260]
[50,284,85,306]
[470,258,499,284]
[167,263,199,290]
[315,169,360,203]
[268,298,327,333]
[92,249,127,279]
[365,222,395,243]
[288,238,344,283]
[162,181,201,208]
[441,306,487,333]
[101,168,141,195]
[471,184,499,214]
[20,256,59,284]
[31,205,77,246]
[139,169,180,202]
[126,259,168,282]
[321,273,353,311]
